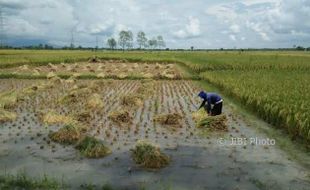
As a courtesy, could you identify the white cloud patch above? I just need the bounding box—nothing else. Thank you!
[206,0,310,46]
[246,21,270,41]
[173,16,201,39]
[229,34,236,41]
[230,24,240,33]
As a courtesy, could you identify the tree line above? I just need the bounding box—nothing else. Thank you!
[107,30,165,51]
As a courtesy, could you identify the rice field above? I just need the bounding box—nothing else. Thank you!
[2,50,310,70]
[0,50,310,189]
[201,70,310,143]
[0,79,202,151]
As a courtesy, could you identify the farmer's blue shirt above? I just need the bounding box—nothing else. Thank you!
[198,91,222,111]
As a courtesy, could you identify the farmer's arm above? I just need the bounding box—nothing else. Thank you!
[198,99,207,109]
[206,98,212,114]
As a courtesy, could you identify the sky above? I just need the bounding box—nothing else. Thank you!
[0,0,309,49]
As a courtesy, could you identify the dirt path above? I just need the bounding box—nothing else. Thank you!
[0,80,309,190]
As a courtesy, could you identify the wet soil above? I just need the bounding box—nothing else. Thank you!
[0,79,309,190]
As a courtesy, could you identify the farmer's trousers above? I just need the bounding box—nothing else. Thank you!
[204,102,222,116]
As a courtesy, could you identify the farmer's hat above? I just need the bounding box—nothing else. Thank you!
[198,91,207,99]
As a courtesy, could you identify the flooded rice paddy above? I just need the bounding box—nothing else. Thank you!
[0,79,309,190]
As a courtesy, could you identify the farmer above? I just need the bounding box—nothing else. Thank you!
[197,91,223,116]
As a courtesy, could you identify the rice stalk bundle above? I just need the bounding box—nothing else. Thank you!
[76,136,111,158]
[86,93,104,110]
[131,140,170,169]
[120,94,143,107]
[19,65,29,71]
[49,124,82,145]
[0,91,17,109]
[196,115,228,131]
[0,109,17,123]
[108,110,133,125]
[41,110,76,126]
[153,113,182,127]
[47,72,56,79]
[117,73,127,79]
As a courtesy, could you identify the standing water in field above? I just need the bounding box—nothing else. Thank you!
[0,79,309,190]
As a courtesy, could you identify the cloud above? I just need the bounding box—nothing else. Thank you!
[246,21,270,41]
[173,16,201,39]
[206,1,276,42]
[230,24,240,33]
[0,0,309,48]
[229,34,236,41]
[205,0,310,46]
[0,0,26,10]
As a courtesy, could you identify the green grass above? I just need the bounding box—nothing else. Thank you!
[249,177,268,190]
[0,172,119,190]
[0,172,65,190]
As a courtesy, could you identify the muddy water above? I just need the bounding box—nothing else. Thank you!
[0,80,309,190]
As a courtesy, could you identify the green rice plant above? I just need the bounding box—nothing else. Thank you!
[75,136,111,158]
[200,70,310,142]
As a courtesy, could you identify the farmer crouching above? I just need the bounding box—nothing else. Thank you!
[198,91,223,116]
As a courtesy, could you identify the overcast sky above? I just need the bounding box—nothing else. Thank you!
[0,0,309,48]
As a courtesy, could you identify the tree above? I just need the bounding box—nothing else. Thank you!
[296,46,305,51]
[148,37,157,50]
[157,35,165,49]
[137,31,148,49]
[107,38,117,50]
[118,30,133,51]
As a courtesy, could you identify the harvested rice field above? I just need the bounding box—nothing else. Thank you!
[1,61,184,79]
[0,78,309,189]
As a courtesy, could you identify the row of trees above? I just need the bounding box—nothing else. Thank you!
[107,31,165,50]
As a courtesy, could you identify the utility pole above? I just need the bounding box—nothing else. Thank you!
[95,35,98,50]
[70,28,75,49]
[0,7,5,48]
